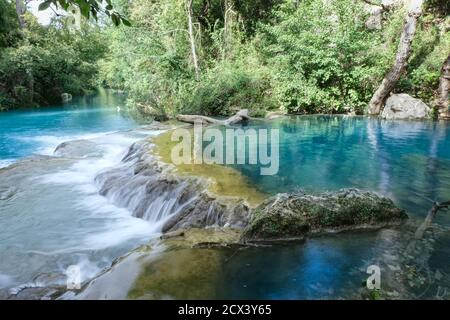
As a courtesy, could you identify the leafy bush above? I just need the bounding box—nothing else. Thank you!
[98,0,448,118]
[179,61,275,116]
[258,0,391,114]
[0,12,107,110]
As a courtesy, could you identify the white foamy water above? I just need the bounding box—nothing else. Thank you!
[0,274,14,289]
[14,132,117,156]
[0,159,15,169]
[37,131,164,249]
[0,128,165,295]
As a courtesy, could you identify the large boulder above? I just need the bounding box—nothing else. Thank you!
[381,94,430,120]
[242,189,407,242]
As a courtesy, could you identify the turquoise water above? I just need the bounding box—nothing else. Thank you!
[0,91,136,167]
[1,99,450,299]
[232,116,450,220]
[0,92,159,294]
[205,116,450,299]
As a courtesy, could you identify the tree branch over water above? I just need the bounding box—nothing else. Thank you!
[415,200,450,239]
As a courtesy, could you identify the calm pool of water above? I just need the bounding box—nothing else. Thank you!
[232,116,450,222]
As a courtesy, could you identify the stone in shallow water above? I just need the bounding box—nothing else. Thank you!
[127,248,224,299]
[242,188,408,242]
[54,139,102,158]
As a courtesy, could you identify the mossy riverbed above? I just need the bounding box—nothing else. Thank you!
[151,129,267,207]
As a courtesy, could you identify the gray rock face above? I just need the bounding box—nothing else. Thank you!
[95,140,250,232]
[242,188,408,242]
[381,94,430,120]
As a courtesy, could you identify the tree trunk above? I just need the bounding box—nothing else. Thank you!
[186,0,200,80]
[223,0,236,58]
[15,0,26,29]
[367,0,424,115]
[437,55,450,119]
[177,109,250,125]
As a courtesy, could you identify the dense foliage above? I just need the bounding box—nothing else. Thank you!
[100,0,448,118]
[0,0,448,116]
[0,1,107,110]
[258,0,389,114]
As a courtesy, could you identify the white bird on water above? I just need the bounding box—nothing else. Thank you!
[116,106,121,112]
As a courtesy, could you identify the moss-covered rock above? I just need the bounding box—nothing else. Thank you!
[242,188,408,242]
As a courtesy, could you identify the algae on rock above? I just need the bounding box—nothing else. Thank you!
[242,189,408,242]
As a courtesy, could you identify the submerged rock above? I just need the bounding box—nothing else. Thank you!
[54,139,101,158]
[242,188,408,242]
[381,94,430,120]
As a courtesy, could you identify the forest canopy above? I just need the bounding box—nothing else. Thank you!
[0,0,448,117]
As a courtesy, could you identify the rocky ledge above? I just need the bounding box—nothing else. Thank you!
[90,133,408,242]
[242,189,408,242]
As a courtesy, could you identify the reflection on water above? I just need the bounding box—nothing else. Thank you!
[219,232,379,299]
[230,116,450,221]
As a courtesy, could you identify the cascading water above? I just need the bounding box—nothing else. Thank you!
[93,139,250,233]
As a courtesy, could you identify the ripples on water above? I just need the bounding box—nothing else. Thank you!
[1,100,450,299]
[231,116,450,221]
[0,92,158,295]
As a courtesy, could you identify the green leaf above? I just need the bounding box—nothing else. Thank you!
[79,3,90,18]
[111,14,120,26]
[38,1,51,11]
[57,0,70,10]
[121,18,131,27]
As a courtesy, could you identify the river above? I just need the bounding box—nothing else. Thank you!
[1,91,449,299]
[0,91,159,296]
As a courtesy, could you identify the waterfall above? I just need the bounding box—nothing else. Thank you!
[94,140,250,233]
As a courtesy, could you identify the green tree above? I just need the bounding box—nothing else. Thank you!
[259,0,388,114]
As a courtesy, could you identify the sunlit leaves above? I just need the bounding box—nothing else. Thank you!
[37,0,131,26]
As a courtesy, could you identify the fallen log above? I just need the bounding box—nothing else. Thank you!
[177,109,250,126]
